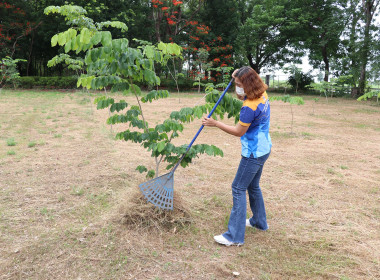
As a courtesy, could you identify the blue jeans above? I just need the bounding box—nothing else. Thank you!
[222,152,270,244]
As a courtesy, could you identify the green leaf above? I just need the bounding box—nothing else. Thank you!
[205,145,214,156]
[110,101,128,112]
[136,165,148,173]
[141,90,169,103]
[90,49,98,63]
[109,61,117,74]
[143,69,157,84]
[96,97,114,109]
[130,84,141,95]
[71,38,78,51]
[97,21,128,32]
[79,28,90,44]
[157,41,167,53]
[157,141,165,153]
[115,130,143,143]
[101,31,112,46]
[51,35,58,47]
[147,170,155,179]
[166,42,182,56]
[90,32,102,46]
[64,41,71,53]
[57,32,66,46]
[111,82,130,93]
[357,91,379,101]
[75,35,82,53]
[103,46,112,55]
[144,45,155,59]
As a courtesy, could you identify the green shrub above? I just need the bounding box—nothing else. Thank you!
[18,76,77,89]
[159,76,195,90]
[1,56,26,88]
[177,76,195,89]
[288,72,313,91]
[18,76,35,88]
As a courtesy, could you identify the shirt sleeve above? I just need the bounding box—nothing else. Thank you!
[239,106,255,127]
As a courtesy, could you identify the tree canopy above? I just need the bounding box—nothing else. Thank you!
[1,0,379,96]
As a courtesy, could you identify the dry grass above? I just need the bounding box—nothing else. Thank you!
[118,191,192,231]
[0,90,379,280]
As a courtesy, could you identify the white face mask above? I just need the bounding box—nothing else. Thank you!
[236,86,245,97]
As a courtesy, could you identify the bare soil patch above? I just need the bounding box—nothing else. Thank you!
[0,90,379,280]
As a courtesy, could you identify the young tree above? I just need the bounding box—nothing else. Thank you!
[0,56,26,89]
[285,65,313,94]
[270,95,305,134]
[192,48,210,93]
[45,4,234,179]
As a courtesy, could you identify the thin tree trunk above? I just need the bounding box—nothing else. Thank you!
[27,30,35,76]
[153,8,162,42]
[349,1,359,86]
[322,45,329,82]
[290,104,294,134]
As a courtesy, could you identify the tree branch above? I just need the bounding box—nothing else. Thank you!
[11,21,42,58]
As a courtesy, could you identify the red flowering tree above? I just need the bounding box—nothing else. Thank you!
[150,0,234,83]
[0,1,40,87]
[184,25,234,83]
[0,1,41,59]
[151,0,184,42]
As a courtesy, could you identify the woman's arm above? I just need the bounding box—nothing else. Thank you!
[202,117,249,137]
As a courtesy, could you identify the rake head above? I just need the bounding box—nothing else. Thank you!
[139,171,174,210]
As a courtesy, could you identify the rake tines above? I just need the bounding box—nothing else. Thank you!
[139,171,174,210]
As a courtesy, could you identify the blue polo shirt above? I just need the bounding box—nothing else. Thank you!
[239,92,272,158]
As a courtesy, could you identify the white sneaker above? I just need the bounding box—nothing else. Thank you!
[213,235,243,246]
[246,219,269,230]
[246,219,253,228]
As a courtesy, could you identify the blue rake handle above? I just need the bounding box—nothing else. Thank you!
[171,78,234,174]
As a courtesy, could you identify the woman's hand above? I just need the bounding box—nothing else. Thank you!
[202,117,218,127]
[202,117,249,137]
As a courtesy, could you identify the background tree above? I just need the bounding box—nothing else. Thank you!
[236,0,305,73]
[358,0,380,95]
[301,0,348,82]
[368,30,380,85]
[200,0,239,46]
[0,1,39,59]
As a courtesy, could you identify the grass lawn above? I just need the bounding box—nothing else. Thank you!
[0,89,379,280]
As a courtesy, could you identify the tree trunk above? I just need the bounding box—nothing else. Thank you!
[26,30,35,76]
[322,45,329,82]
[153,9,162,42]
[247,54,260,74]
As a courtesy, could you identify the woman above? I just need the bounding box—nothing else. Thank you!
[202,66,272,246]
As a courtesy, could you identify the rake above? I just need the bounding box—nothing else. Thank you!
[139,79,234,210]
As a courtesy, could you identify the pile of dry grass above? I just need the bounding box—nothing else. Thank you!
[117,190,192,231]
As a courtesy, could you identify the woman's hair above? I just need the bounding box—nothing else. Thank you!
[235,66,268,99]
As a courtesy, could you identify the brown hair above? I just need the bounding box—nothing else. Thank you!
[235,66,268,99]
